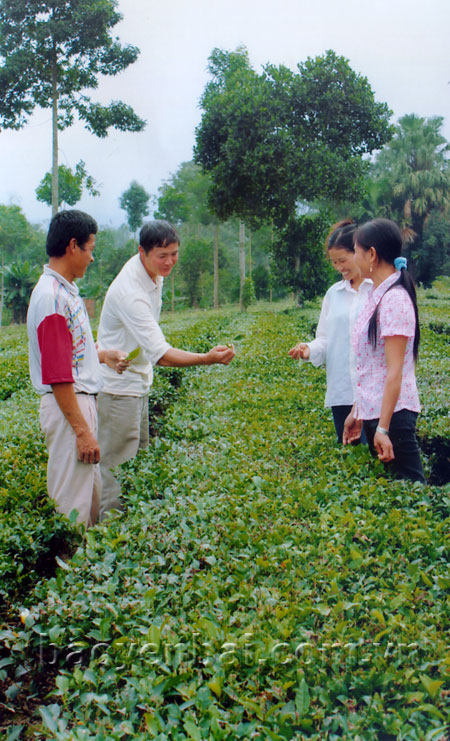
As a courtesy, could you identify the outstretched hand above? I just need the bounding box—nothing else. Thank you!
[206,344,236,365]
[288,342,310,360]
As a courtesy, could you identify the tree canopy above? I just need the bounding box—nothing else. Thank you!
[372,114,450,242]
[119,181,150,234]
[36,160,99,209]
[194,47,393,226]
[0,0,145,213]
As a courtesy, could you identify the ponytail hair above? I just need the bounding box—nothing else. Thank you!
[355,219,420,360]
[326,219,356,253]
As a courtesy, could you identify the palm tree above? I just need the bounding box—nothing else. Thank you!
[372,115,450,271]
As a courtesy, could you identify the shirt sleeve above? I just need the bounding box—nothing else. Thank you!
[307,291,329,367]
[379,288,416,339]
[37,313,74,384]
[116,294,171,365]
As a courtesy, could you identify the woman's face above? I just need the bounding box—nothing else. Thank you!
[328,247,360,282]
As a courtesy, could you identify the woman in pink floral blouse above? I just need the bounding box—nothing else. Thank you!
[343,218,425,483]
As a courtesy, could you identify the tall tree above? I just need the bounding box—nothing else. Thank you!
[36,160,99,209]
[119,181,150,236]
[194,48,393,299]
[195,47,393,227]
[0,0,145,214]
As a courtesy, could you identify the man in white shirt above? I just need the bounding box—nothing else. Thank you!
[27,210,128,527]
[97,220,235,520]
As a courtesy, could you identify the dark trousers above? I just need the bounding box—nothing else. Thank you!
[332,405,367,445]
[363,409,425,483]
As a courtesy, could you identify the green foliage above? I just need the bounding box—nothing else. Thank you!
[35,161,100,209]
[179,237,211,307]
[156,162,214,227]
[272,213,334,300]
[0,204,32,261]
[195,47,393,226]
[119,181,150,234]
[0,324,30,398]
[1,286,449,737]
[241,276,255,310]
[2,259,40,323]
[369,114,450,283]
[0,0,145,135]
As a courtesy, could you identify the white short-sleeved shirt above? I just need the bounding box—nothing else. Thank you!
[352,271,420,420]
[97,254,171,396]
[27,266,103,395]
[305,279,372,406]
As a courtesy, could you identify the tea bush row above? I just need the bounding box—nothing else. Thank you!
[1,288,449,739]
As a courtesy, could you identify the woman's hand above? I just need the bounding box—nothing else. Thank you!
[374,430,394,462]
[288,342,310,360]
[343,409,362,445]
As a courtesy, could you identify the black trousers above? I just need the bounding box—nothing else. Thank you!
[363,409,426,483]
[332,405,367,445]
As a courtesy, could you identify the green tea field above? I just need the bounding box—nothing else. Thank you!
[1,282,449,740]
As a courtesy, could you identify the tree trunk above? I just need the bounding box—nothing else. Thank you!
[171,271,175,312]
[51,51,59,216]
[214,223,219,309]
[239,220,245,312]
[248,229,252,281]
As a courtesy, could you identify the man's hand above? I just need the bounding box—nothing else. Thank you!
[205,344,236,365]
[288,342,310,360]
[76,428,100,464]
[374,430,394,462]
[52,383,101,465]
[99,349,130,374]
[343,410,362,445]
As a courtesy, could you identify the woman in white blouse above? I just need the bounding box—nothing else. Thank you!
[288,220,372,443]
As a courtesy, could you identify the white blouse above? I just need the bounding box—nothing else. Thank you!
[304,278,372,407]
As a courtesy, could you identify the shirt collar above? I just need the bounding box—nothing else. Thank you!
[371,271,399,303]
[43,264,79,296]
[336,278,373,293]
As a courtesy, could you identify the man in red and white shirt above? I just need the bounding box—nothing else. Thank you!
[27,210,128,527]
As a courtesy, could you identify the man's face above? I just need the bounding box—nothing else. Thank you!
[139,242,179,280]
[73,234,95,279]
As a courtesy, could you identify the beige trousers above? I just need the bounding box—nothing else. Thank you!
[40,394,101,527]
[97,392,149,521]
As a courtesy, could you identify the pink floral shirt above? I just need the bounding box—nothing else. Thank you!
[352,272,420,420]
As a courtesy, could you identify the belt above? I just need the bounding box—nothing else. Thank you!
[44,391,98,397]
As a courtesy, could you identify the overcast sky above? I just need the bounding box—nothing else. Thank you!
[1,0,449,230]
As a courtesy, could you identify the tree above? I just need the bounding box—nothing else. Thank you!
[119,181,150,235]
[156,162,223,307]
[195,48,393,227]
[36,160,100,209]
[179,237,211,307]
[2,259,40,322]
[0,0,145,214]
[371,114,450,279]
[0,204,32,325]
[194,47,393,299]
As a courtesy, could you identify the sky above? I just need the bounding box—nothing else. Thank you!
[1,0,449,230]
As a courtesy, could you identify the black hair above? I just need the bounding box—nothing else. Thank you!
[326,219,357,253]
[139,220,180,254]
[46,210,98,257]
[355,218,420,359]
